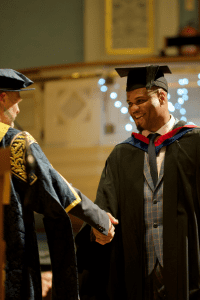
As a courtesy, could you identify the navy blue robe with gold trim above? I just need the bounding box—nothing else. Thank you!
[1,125,81,300]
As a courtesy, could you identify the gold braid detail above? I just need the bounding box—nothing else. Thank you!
[10,132,38,184]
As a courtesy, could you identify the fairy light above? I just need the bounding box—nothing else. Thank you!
[121,107,128,114]
[125,124,133,131]
[100,85,108,92]
[98,78,106,85]
[114,101,122,108]
[110,92,118,99]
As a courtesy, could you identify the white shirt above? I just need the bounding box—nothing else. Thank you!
[142,115,176,176]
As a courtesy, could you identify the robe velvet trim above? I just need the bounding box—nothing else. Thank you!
[121,125,198,154]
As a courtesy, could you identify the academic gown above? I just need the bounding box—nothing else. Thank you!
[1,125,109,300]
[76,121,200,300]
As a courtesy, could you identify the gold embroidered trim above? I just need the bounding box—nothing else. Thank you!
[10,132,38,185]
[10,131,37,147]
[56,171,82,212]
[65,198,81,213]
[0,122,10,142]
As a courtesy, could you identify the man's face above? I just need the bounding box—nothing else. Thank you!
[2,92,21,127]
[127,87,162,132]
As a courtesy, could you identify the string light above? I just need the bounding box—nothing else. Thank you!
[121,107,128,114]
[181,116,187,122]
[182,88,188,94]
[178,78,189,85]
[180,108,186,115]
[168,102,175,112]
[178,98,184,105]
[114,101,122,108]
[98,78,106,85]
[125,124,133,131]
[100,85,108,92]
[182,95,188,101]
[110,92,118,99]
[175,103,181,110]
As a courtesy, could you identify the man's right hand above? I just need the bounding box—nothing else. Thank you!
[92,213,119,245]
[41,271,52,297]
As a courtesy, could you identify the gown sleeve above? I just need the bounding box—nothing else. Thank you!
[10,131,109,233]
[76,146,120,248]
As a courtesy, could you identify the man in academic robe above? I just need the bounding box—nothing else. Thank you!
[76,65,200,300]
[0,69,118,300]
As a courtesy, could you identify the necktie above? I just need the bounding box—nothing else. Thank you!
[148,133,159,187]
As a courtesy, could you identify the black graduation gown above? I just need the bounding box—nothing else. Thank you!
[76,121,200,300]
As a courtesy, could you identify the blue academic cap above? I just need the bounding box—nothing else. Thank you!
[0,69,35,92]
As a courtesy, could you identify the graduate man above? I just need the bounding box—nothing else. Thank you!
[76,65,200,300]
[0,69,118,300]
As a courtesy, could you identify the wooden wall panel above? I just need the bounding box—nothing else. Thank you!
[42,145,114,201]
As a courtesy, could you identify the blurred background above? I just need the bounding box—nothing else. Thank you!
[1,0,200,298]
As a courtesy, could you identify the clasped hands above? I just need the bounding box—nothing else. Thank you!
[92,212,119,245]
[41,271,52,297]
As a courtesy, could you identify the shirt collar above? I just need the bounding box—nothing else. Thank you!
[142,115,176,137]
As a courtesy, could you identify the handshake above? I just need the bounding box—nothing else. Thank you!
[92,212,119,245]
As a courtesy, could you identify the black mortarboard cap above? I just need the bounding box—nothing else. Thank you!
[115,65,172,92]
[0,69,35,92]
